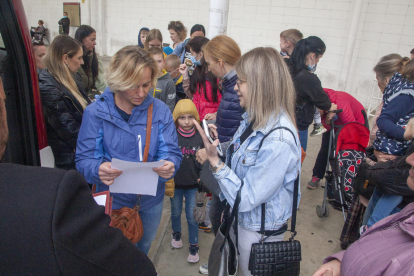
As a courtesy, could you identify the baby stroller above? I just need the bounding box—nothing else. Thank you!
[316,110,370,220]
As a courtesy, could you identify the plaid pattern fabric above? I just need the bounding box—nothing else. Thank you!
[340,195,366,247]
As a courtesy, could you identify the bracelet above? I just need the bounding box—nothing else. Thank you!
[210,159,223,173]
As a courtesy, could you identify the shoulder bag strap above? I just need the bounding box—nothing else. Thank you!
[258,127,299,238]
[221,180,244,251]
[143,103,153,162]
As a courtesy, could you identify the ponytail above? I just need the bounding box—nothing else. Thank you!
[402,58,414,83]
[290,36,326,72]
[373,54,404,81]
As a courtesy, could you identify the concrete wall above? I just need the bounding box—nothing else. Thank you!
[22,0,414,107]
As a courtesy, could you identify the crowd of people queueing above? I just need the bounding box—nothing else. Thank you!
[2,18,414,276]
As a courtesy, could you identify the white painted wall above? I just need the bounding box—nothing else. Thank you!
[22,0,414,107]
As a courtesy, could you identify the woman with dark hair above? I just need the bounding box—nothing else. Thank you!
[286,36,336,153]
[179,36,221,120]
[38,35,90,170]
[75,25,106,99]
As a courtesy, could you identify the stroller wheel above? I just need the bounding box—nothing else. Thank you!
[316,205,323,217]
[324,205,330,217]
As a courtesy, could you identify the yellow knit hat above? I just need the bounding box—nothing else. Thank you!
[172,99,200,123]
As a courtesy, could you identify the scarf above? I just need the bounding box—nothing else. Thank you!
[178,126,196,137]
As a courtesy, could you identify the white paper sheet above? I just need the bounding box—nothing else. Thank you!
[109,158,165,196]
[94,194,107,206]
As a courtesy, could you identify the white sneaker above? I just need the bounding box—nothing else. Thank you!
[199,262,208,274]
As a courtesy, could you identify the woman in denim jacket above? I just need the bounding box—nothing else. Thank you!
[195,47,301,276]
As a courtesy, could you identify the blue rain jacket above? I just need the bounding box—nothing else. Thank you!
[76,88,182,210]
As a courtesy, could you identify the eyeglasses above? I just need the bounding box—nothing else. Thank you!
[236,79,246,90]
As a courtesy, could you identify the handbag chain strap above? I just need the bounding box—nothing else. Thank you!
[135,103,154,210]
[257,126,300,243]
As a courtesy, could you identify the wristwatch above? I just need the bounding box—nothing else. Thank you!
[210,159,223,173]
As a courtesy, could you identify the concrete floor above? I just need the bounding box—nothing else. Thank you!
[100,55,345,275]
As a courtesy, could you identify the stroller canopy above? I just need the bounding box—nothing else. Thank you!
[335,122,370,155]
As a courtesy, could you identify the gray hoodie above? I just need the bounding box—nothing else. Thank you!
[150,70,176,113]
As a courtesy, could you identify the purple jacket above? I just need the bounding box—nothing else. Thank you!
[325,203,414,275]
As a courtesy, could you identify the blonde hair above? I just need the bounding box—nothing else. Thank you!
[165,54,181,69]
[144,29,163,50]
[203,35,241,66]
[373,54,404,81]
[235,47,296,130]
[105,46,158,92]
[280,29,303,46]
[168,21,187,41]
[43,35,87,109]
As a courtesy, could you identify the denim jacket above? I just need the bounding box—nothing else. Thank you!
[213,111,301,231]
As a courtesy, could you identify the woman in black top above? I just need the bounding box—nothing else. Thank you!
[39,35,90,170]
[286,36,336,151]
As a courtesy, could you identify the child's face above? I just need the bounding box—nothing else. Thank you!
[153,54,165,73]
[279,37,290,53]
[148,39,162,49]
[141,31,148,44]
[177,114,195,130]
[165,64,180,79]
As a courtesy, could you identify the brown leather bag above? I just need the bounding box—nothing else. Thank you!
[110,205,143,243]
[110,103,153,244]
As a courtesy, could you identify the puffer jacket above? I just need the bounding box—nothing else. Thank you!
[75,88,182,211]
[39,69,90,170]
[324,202,414,276]
[191,80,222,121]
[216,73,244,142]
[321,88,366,130]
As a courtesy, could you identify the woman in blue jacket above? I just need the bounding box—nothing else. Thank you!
[195,47,301,276]
[75,46,182,255]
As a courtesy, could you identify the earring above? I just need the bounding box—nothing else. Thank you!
[65,63,69,68]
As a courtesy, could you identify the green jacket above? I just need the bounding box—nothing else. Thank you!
[77,52,106,99]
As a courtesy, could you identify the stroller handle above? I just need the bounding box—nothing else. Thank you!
[330,109,343,128]
[331,109,343,114]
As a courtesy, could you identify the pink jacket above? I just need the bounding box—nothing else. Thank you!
[183,78,221,120]
[325,203,414,275]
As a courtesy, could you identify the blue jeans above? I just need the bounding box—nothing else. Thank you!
[135,199,164,255]
[299,129,308,152]
[170,188,199,245]
[363,187,402,227]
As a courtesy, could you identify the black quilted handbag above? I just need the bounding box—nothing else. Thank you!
[248,127,302,276]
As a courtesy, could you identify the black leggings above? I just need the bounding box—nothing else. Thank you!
[312,131,331,179]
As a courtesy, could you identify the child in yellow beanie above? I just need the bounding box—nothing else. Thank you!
[171,99,203,263]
